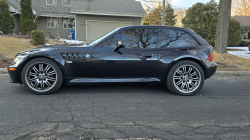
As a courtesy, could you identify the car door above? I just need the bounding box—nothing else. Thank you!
[91,27,159,78]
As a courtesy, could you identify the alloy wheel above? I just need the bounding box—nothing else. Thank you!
[173,65,201,94]
[25,62,57,92]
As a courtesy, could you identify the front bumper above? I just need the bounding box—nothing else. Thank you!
[205,61,217,79]
[8,56,27,83]
[8,66,22,83]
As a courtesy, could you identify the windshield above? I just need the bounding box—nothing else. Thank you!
[89,28,120,46]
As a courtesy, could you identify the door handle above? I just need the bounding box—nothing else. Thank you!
[144,54,153,58]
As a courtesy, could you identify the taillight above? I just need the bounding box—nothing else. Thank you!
[209,53,213,61]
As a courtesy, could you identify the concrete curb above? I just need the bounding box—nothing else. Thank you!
[0,68,250,76]
[214,71,250,76]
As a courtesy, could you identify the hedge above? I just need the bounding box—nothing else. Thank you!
[31,30,45,45]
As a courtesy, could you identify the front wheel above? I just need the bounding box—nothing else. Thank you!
[21,58,63,95]
[167,60,205,96]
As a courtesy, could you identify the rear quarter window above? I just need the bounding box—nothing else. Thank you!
[158,29,200,48]
[193,32,210,45]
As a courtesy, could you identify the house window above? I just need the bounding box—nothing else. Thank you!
[48,18,57,28]
[62,0,74,6]
[63,19,75,29]
[46,0,57,5]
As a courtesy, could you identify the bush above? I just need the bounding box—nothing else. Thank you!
[182,1,244,47]
[182,1,218,46]
[228,19,246,46]
[248,43,250,51]
[49,40,54,45]
[31,30,45,45]
[0,0,15,34]
[239,41,249,46]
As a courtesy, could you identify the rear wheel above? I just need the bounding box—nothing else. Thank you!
[21,58,63,95]
[167,60,205,96]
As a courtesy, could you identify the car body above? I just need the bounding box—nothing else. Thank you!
[8,25,217,95]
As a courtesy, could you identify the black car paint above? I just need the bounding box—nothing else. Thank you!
[8,26,217,84]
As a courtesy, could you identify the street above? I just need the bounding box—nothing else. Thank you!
[0,75,250,140]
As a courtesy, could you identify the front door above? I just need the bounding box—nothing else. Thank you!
[92,28,158,78]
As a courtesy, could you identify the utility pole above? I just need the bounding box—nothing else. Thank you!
[161,0,165,25]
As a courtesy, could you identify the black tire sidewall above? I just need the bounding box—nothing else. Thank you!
[21,58,63,95]
[167,60,205,96]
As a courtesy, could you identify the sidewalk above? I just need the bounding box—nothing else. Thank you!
[1,68,250,76]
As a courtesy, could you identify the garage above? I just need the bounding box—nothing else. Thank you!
[86,21,132,42]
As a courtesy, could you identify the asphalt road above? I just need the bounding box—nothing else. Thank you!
[0,75,250,140]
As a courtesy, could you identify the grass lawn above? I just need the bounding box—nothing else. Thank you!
[1,36,250,71]
[0,36,36,58]
[214,52,250,71]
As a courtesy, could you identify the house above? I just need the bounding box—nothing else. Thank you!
[8,0,145,42]
[233,16,250,39]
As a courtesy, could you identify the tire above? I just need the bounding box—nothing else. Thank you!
[166,60,205,96]
[21,58,63,95]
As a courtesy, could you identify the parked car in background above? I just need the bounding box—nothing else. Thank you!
[8,26,217,96]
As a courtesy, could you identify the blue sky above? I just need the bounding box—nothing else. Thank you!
[139,0,219,8]
[171,0,219,7]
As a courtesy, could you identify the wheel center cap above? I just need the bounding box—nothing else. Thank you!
[183,76,188,81]
[39,74,45,80]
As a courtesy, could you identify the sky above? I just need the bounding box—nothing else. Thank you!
[171,0,219,7]
[139,0,219,8]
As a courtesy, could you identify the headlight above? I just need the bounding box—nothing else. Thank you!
[11,57,25,66]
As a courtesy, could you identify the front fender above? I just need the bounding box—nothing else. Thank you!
[9,54,66,83]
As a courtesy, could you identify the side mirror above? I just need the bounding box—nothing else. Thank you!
[113,41,124,54]
[117,40,124,49]
[118,41,123,46]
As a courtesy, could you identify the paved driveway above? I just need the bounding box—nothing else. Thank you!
[0,75,250,140]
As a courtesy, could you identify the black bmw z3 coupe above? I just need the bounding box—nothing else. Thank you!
[8,26,217,96]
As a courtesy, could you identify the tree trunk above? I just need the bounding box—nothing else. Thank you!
[214,0,232,53]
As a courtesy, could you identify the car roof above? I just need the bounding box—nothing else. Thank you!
[118,25,194,33]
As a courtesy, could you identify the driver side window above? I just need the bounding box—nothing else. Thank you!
[98,32,122,48]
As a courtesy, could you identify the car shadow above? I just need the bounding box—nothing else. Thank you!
[53,83,175,96]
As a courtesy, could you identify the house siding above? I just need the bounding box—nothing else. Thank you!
[75,15,142,41]
[36,17,73,39]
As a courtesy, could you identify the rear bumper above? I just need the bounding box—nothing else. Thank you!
[205,61,217,79]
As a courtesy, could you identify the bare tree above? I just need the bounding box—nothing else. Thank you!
[32,0,40,24]
[214,0,232,53]
[175,7,187,27]
[141,0,171,25]
[232,0,250,16]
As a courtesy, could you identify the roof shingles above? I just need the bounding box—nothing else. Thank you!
[7,0,145,16]
[72,0,145,15]
[233,16,250,29]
